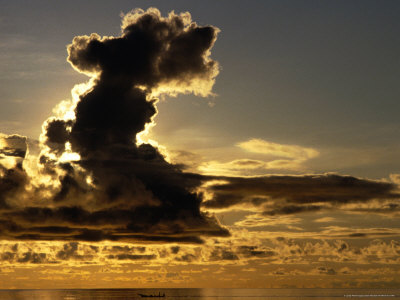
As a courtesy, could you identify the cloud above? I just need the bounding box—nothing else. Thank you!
[0,229,399,275]
[262,204,322,216]
[107,254,157,261]
[202,174,399,214]
[209,247,239,261]
[218,159,266,169]
[0,134,27,171]
[199,159,307,175]
[56,242,94,261]
[198,159,267,176]
[0,134,27,159]
[389,174,400,184]
[237,138,319,160]
[68,8,218,97]
[233,213,301,228]
[339,200,400,217]
[263,159,303,170]
[315,266,337,275]
[314,217,336,223]
[0,8,228,243]
[197,139,320,175]
[0,163,27,209]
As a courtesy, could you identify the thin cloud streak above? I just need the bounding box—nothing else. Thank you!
[202,174,400,214]
[237,138,319,160]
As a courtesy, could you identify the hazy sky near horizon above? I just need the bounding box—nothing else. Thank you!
[1,0,400,289]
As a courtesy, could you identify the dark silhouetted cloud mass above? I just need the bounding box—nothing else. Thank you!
[0,8,227,243]
[202,174,400,215]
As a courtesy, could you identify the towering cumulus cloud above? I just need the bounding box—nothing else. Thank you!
[0,8,227,243]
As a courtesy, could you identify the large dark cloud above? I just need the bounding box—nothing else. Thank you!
[0,8,227,243]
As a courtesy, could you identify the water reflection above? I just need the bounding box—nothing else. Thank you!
[0,288,399,299]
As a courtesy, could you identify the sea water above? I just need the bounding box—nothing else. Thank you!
[0,288,399,299]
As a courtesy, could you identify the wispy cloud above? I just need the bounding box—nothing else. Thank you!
[237,138,319,160]
[202,174,399,214]
[198,139,319,175]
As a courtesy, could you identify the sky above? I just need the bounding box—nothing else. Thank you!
[0,0,400,289]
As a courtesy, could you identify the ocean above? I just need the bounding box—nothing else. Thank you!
[0,288,399,300]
